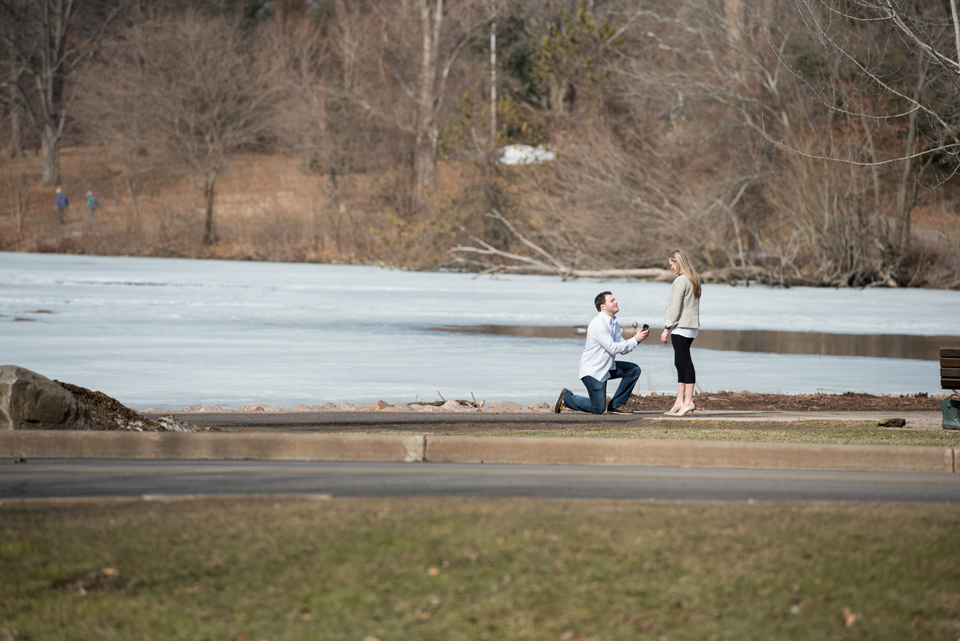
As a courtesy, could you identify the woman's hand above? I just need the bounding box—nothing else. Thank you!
[661,329,670,344]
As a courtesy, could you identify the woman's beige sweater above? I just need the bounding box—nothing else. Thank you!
[664,274,700,329]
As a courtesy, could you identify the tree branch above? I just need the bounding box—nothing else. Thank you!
[449,209,672,281]
[761,116,960,166]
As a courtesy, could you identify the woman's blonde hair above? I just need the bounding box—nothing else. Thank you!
[668,249,701,298]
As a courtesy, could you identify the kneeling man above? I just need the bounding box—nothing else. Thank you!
[555,291,649,414]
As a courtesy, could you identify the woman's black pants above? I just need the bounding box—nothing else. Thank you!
[671,334,696,384]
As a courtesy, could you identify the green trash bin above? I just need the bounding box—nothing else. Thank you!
[943,399,960,430]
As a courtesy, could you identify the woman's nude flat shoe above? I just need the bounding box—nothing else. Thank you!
[675,402,696,417]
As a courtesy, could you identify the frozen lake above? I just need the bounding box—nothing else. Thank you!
[1,252,958,410]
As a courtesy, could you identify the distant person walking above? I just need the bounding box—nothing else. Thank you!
[661,249,702,416]
[55,188,70,224]
[554,291,650,415]
[85,191,99,226]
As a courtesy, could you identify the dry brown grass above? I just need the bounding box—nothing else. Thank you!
[0,147,465,264]
[2,146,958,286]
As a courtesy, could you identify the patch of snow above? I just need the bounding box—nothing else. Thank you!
[498,144,556,165]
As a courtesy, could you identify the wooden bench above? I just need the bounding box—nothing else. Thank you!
[942,346,960,392]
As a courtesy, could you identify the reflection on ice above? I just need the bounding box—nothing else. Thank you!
[1,252,958,410]
[436,325,955,361]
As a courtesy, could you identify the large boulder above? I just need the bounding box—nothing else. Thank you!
[0,365,96,430]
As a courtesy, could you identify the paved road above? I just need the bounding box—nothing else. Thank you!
[2,459,958,503]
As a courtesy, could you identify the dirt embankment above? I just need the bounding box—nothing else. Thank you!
[55,382,198,432]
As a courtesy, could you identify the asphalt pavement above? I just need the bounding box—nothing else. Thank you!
[3,459,958,503]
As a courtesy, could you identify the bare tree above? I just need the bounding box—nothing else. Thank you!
[76,52,154,229]
[91,13,277,245]
[346,0,491,205]
[771,0,960,283]
[264,17,331,156]
[330,0,369,94]
[0,0,29,158]
[0,0,127,186]
[792,0,960,163]
[413,0,494,200]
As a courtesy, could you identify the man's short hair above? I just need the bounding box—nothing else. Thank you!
[595,291,612,311]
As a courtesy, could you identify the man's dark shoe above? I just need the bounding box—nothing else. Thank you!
[608,406,634,415]
[554,388,567,413]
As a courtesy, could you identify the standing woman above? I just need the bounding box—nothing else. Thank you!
[661,249,701,416]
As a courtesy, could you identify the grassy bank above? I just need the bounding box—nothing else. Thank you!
[2,497,958,640]
[429,420,960,447]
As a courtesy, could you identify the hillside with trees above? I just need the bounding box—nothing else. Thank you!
[2,0,959,288]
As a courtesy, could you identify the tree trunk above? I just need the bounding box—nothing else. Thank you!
[41,1,69,188]
[414,115,437,200]
[203,177,217,245]
[9,108,22,158]
[41,122,60,187]
[125,174,140,232]
[334,0,364,93]
[490,1,496,145]
[723,0,745,42]
[414,0,443,203]
[894,62,928,252]
[6,153,27,234]
[6,67,23,158]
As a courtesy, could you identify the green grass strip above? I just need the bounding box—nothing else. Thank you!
[477,421,960,446]
[2,498,958,640]
[371,421,960,447]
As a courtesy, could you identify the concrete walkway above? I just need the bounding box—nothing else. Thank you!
[1,410,955,474]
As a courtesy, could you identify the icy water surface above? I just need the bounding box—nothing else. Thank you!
[1,252,958,409]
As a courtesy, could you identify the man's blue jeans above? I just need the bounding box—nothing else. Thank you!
[563,361,641,414]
